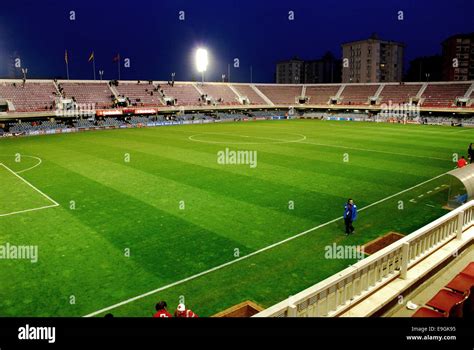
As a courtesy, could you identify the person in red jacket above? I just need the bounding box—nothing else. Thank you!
[153,301,172,318]
[174,303,198,318]
[457,156,468,168]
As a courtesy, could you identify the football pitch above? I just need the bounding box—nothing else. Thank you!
[0,119,471,317]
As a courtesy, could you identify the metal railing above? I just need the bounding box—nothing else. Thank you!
[254,200,474,317]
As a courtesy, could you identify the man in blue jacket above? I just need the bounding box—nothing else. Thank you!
[343,198,357,235]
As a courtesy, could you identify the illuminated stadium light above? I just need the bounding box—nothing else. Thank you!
[195,48,208,73]
[195,48,209,84]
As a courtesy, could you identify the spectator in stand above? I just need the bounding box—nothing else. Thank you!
[174,303,198,318]
[468,144,474,164]
[457,156,468,168]
[153,301,172,318]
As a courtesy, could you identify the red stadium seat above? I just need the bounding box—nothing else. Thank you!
[421,83,470,108]
[446,273,474,295]
[256,85,303,104]
[426,289,465,315]
[60,82,114,109]
[461,262,474,278]
[339,84,379,105]
[305,85,341,105]
[378,84,422,105]
[200,84,241,105]
[232,85,267,105]
[159,83,202,106]
[412,307,446,318]
[115,82,163,106]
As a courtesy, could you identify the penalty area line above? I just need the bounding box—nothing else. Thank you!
[0,204,60,217]
[83,171,448,317]
[0,163,60,216]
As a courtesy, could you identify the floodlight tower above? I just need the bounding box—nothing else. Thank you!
[195,48,208,84]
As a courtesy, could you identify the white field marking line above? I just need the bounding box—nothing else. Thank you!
[84,171,448,317]
[0,163,59,217]
[188,132,306,145]
[298,140,447,161]
[0,154,43,174]
[250,125,450,161]
[408,183,448,205]
[326,123,473,136]
[452,128,474,134]
[0,204,59,217]
[170,124,448,161]
[15,156,42,174]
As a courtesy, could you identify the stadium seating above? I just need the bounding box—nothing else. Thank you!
[0,81,57,112]
[74,119,95,129]
[129,116,153,125]
[176,113,213,121]
[412,262,474,318]
[97,118,125,127]
[159,83,201,106]
[215,112,246,120]
[461,262,474,278]
[412,307,446,318]
[251,110,287,117]
[115,82,163,106]
[0,79,473,116]
[60,82,114,109]
[255,85,302,104]
[421,83,471,108]
[304,85,341,105]
[199,84,240,105]
[231,84,267,104]
[378,84,422,105]
[339,84,379,105]
[9,120,65,133]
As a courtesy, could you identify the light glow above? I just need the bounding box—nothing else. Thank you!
[195,48,208,73]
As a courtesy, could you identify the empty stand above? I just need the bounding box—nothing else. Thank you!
[413,261,474,318]
[339,84,379,105]
[1,79,473,114]
[421,83,471,107]
[305,85,341,105]
[255,85,302,104]
[158,83,201,106]
[60,82,114,109]
[9,120,65,133]
[115,82,162,106]
[231,85,267,105]
[378,84,422,104]
[0,81,57,112]
[200,84,240,105]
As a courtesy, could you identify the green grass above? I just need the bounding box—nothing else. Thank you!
[0,119,471,317]
[0,164,54,214]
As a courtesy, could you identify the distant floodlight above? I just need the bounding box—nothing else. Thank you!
[195,48,208,73]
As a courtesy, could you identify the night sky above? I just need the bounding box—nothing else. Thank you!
[0,0,472,83]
